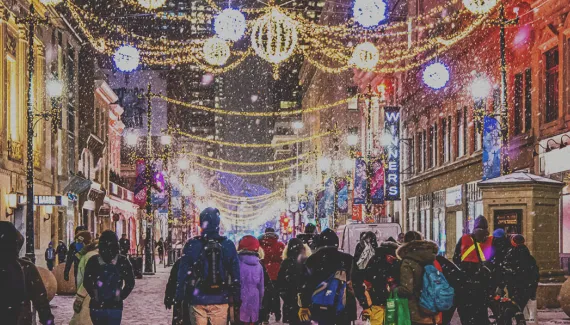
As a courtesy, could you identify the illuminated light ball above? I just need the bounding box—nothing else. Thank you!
[422,62,450,90]
[353,0,387,27]
[94,39,107,53]
[113,45,140,72]
[470,75,492,99]
[462,0,497,14]
[350,42,379,70]
[251,8,298,64]
[214,8,246,42]
[40,0,63,5]
[137,0,167,9]
[202,37,231,66]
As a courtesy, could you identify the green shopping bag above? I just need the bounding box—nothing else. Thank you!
[385,291,397,325]
[396,294,411,325]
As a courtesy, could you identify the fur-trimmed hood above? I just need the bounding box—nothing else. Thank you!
[282,243,312,260]
[238,247,265,260]
[396,240,438,265]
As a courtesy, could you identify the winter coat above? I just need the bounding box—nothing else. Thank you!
[45,247,56,261]
[354,241,400,309]
[70,248,98,325]
[119,238,131,256]
[277,243,311,323]
[56,242,67,262]
[396,240,439,325]
[16,258,55,325]
[64,241,81,280]
[501,245,539,300]
[176,208,241,305]
[238,252,265,323]
[83,254,135,310]
[165,259,189,325]
[259,232,285,281]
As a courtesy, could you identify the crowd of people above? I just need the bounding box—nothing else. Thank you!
[0,208,541,325]
[165,209,540,325]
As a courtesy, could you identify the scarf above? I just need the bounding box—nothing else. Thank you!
[357,241,376,270]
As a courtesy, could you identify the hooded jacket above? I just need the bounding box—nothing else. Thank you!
[258,232,285,281]
[175,207,241,305]
[238,251,265,322]
[396,240,439,325]
[501,245,539,300]
[277,238,311,323]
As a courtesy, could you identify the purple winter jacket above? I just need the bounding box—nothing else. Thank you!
[238,252,265,323]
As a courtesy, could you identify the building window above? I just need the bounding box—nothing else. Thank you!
[457,109,465,158]
[524,68,532,132]
[473,103,483,151]
[69,135,75,174]
[347,86,358,110]
[430,123,437,168]
[545,48,559,123]
[7,56,18,141]
[514,73,523,134]
[443,117,451,163]
[420,130,426,171]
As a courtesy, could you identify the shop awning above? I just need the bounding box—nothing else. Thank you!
[62,175,92,195]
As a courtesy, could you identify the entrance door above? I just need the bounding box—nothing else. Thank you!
[494,209,522,235]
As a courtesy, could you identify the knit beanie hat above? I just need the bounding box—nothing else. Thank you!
[493,228,506,238]
[473,216,489,230]
[238,235,260,252]
[511,234,525,247]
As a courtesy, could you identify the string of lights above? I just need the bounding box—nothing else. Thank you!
[194,161,312,176]
[171,128,334,148]
[179,150,312,166]
[213,194,281,206]
[210,189,283,201]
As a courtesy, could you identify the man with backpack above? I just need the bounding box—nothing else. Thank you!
[453,216,496,325]
[175,207,241,325]
[83,230,135,325]
[299,228,354,325]
[64,225,88,283]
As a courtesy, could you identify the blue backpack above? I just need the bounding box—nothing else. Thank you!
[94,256,122,303]
[419,263,454,314]
[311,270,347,314]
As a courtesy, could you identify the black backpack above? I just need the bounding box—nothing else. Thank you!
[197,238,227,294]
[94,256,123,303]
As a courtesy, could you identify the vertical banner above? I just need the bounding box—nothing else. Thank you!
[307,191,316,220]
[353,158,368,205]
[324,178,335,218]
[336,178,349,214]
[316,190,326,219]
[134,160,147,208]
[482,116,502,180]
[371,159,385,204]
[384,106,401,200]
[352,204,363,221]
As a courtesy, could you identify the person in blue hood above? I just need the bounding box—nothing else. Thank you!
[175,207,240,325]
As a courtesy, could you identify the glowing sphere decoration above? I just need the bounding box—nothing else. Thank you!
[422,62,450,89]
[251,8,298,64]
[470,75,492,99]
[214,8,247,42]
[350,42,379,70]
[137,0,167,9]
[113,45,140,72]
[353,0,387,27]
[462,0,497,14]
[202,37,231,66]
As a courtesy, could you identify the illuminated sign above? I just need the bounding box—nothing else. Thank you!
[384,106,401,200]
[18,195,63,206]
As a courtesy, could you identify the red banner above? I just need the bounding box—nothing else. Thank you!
[352,204,363,221]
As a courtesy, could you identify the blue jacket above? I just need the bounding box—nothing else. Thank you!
[176,208,240,305]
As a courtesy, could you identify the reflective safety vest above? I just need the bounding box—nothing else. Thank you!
[460,234,494,263]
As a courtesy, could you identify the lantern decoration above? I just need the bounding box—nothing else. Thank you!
[214,8,247,42]
[422,62,450,90]
[350,42,379,70]
[353,0,387,27]
[137,0,167,9]
[202,37,231,66]
[462,0,497,14]
[251,7,298,65]
[40,0,63,5]
[113,45,140,72]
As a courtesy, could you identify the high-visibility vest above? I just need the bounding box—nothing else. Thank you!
[460,234,494,263]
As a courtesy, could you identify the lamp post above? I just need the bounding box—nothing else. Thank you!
[364,85,374,222]
[144,84,154,274]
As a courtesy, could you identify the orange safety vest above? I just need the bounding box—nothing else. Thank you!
[460,234,494,263]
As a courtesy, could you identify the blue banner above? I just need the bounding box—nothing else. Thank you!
[324,178,335,218]
[337,178,348,213]
[353,158,367,205]
[482,116,502,180]
[384,106,401,200]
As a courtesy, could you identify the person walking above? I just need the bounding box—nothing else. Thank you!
[296,223,318,252]
[435,255,464,325]
[83,230,135,325]
[501,234,539,317]
[453,216,496,325]
[175,207,241,325]
[70,236,99,325]
[119,234,130,257]
[237,235,265,325]
[64,225,88,283]
[56,240,68,264]
[299,228,354,325]
[354,238,400,324]
[277,238,311,325]
[395,231,440,325]
[259,227,285,321]
[45,242,56,271]
[157,237,165,264]
[165,259,189,325]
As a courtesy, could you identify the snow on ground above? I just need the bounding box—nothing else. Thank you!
[49,264,570,325]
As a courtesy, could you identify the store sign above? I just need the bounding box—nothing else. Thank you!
[445,186,462,207]
[19,195,63,206]
[384,107,401,200]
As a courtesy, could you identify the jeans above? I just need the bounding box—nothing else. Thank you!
[90,308,123,325]
[189,304,228,325]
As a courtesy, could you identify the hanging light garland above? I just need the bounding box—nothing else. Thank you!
[462,0,497,14]
[40,0,63,5]
[179,150,312,166]
[211,189,283,201]
[215,8,247,41]
[137,0,166,9]
[194,161,312,176]
[202,37,231,66]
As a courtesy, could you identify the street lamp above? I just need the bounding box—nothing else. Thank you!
[470,75,492,100]
[347,134,359,147]
[46,75,64,98]
[342,157,354,172]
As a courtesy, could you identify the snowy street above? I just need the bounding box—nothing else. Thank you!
[48,265,570,325]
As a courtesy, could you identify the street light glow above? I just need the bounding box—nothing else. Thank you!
[46,76,64,98]
[318,157,332,172]
[470,75,492,100]
[347,134,359,146]
[125,132,139,146]
[178,157,190,170]
[160,135,172,145]
[342,157,354,171]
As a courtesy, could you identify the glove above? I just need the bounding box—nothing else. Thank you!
[362,308,371,321]
[73,296,84,314]
[298,308,311,322]
[64,273,69,281]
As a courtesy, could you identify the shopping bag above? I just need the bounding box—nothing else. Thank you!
[524,299,538,325]
[396,295,411,325]
[385,292,397,325]
[370,305,386,325]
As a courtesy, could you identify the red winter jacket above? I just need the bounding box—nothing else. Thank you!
[259,233,285,281]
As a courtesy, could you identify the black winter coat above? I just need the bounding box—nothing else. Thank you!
[64,241,80,279]
[259,263,275,322]
[277,258,305,323]
[501,245,539,300]
[83,254,135,310]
